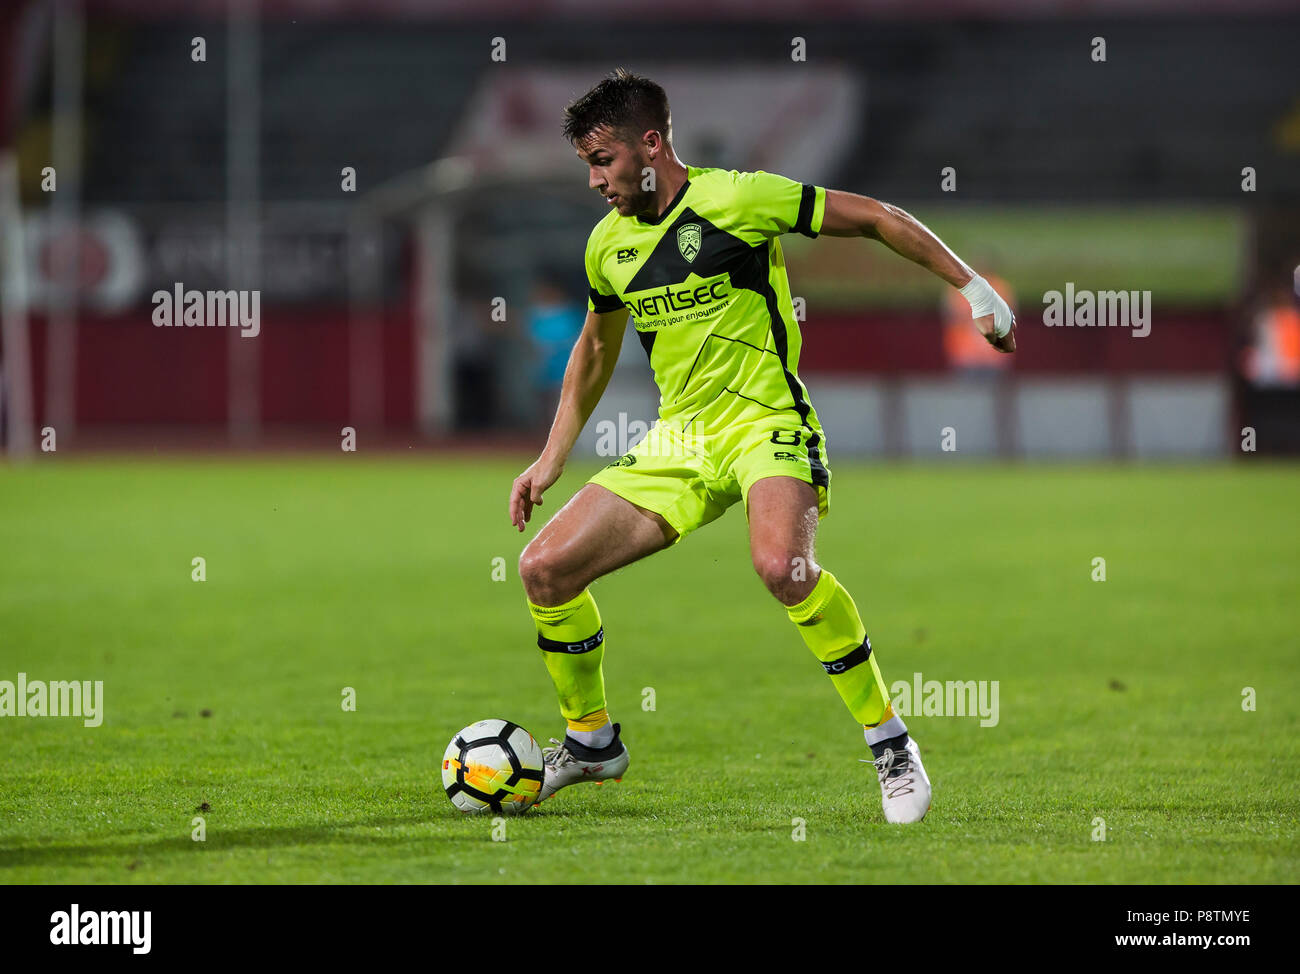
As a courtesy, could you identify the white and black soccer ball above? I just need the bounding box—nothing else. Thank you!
[441,719,545,815]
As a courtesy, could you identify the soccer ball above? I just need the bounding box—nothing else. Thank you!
[441,719,545,815]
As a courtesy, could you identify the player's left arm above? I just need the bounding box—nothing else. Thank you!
[819,190,1016,352]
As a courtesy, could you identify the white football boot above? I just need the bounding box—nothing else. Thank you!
[533,723,630,805]
[864,736,932,824]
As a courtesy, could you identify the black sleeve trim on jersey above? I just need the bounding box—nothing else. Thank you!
[589,287,625,314]
[795,184,819,238]
[637,327,656,363]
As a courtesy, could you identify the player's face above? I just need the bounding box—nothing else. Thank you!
[576,127,655,219]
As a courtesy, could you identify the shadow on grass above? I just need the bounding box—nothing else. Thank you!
[0,812,445,869]
[0,803,666,871]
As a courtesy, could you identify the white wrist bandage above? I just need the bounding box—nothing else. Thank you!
[959,274,1013,338]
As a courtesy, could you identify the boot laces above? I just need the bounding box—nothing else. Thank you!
[543,738,577,771]
[861,746,915,798]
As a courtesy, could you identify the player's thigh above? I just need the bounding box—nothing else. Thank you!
[519,483,677,596]
[745,476,821,583]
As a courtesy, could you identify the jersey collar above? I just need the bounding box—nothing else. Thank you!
[636,176,691,227]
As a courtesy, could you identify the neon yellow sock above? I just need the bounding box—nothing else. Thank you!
[528,588,608,728]
[567,707,610,736]
[786,568,895,727]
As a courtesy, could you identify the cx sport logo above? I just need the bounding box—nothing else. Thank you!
[771,429,803,461]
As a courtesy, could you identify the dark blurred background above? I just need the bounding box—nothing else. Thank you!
[1,0,1298,458]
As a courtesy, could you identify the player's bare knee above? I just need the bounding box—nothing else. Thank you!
[520,545,586,605]
[753,550,810,604]
[518,546,560,603]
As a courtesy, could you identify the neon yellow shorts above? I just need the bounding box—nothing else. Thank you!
[586,415,830,544]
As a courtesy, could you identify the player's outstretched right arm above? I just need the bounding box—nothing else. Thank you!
[509,306,630,531]
[819,190,1017,352]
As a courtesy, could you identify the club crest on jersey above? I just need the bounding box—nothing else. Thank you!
[676,224,702,263]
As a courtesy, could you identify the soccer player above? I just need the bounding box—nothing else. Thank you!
[508,69,1015,824]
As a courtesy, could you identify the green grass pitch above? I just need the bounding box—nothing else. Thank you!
[1,457,1297,884]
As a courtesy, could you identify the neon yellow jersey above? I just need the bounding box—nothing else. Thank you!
[585,165,828,439]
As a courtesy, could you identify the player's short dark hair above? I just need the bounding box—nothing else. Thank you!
[562,68,672,149]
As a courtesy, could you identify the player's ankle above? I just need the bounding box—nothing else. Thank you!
[864,715,908,747]
[864,715,909,758]
[868,730,910,761]
[564,722,622,760]
[567,714,615,749]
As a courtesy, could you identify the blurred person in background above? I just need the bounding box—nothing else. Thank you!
[1242,281,1300,388]
[525,267,586,428]
[452,267,499,430]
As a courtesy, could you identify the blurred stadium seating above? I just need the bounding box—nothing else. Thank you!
[2,0,1298,456]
